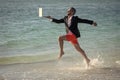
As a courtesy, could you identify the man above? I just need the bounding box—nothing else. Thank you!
[45,7,97,66]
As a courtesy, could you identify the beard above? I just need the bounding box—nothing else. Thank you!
[67,13,71,16]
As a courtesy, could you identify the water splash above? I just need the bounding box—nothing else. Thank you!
[56,55,105,71]
[116,60,120,65]
[90,55,104,68]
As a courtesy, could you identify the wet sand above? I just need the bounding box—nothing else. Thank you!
[0,60,120,80]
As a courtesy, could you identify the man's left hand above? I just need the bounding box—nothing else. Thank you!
[93,22,97,26]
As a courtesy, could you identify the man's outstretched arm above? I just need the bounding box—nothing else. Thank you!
[44,16,64,23]
[77,16,97,26]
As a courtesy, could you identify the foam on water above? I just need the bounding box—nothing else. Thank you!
[116,60,120,65]
[90,55,104,67]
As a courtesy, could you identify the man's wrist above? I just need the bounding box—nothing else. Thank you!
[92,21,97,26]
[49,19,53,22]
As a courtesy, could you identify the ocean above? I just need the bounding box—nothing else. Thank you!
[0,0,120,69]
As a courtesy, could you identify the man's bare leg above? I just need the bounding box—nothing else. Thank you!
[73,43,90,67]
[58,35,67,59]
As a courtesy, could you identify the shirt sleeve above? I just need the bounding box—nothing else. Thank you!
[52,18,64,23]
[77,16,93,25]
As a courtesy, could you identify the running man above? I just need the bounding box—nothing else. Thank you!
[45,7,97,66]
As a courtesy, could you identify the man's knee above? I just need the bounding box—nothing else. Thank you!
[58,35,66,41]
[58,36,63,41]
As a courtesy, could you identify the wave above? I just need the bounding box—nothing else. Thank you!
[0,54,56,65]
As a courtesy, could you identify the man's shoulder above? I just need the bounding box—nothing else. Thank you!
[72,16,81,21]
[73,16,80,18]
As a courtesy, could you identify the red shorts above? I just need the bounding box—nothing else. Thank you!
[66,31,78,44]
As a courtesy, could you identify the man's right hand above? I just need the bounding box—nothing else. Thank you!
[44,16,52,19]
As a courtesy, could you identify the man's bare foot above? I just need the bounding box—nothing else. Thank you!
[86,58,90,67]
[58,51,64,59]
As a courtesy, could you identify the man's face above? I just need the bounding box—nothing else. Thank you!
[67,8,73,16]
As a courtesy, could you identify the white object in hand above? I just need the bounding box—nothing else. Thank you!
[39,8,42,17]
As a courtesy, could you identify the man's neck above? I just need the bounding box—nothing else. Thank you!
[68,15,73,18]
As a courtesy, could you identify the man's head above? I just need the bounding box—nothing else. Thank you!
[67,7,76,16]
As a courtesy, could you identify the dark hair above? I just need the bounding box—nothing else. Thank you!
[71,7,76,15]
